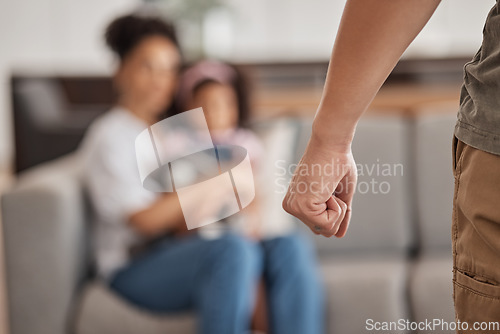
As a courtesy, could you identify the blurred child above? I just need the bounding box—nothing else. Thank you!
[174,60,325,334]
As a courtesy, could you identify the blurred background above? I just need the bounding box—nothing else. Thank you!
[0,0,494,170]
[0,0,496,334]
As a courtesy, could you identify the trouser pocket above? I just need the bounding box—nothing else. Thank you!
[452,135,467,178]
[453,269,500,332]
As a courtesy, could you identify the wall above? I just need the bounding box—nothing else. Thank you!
[0,0,140,171]
[217,0,493,61]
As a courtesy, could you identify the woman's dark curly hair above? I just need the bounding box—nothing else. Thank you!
[105,14,179,60]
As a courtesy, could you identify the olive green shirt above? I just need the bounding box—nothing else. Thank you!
[455,0,500,156]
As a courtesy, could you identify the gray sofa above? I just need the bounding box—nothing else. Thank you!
[2,113,457,334]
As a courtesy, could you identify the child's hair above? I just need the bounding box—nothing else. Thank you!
[172,60,251,127]
[105,14,179,60]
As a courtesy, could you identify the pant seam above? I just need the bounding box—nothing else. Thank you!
[452,137,465,317]
[452,147,463,265]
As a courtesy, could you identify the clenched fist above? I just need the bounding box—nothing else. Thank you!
[282,134,357,238]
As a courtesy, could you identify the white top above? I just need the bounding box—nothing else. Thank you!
[79,107,158,279]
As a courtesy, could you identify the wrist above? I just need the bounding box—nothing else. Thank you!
[311,114,356,154]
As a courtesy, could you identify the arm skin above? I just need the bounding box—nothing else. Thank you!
[129,181,235,237]
[283,0,441,237]
[129,193,186,237]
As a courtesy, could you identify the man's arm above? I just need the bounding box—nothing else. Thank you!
[283,0,441,237]
[316,0,441,149]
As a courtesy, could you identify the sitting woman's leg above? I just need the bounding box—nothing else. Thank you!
[261,233,325,334]
[110,233,263,334]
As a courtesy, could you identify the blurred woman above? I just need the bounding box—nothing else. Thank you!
[79,14,261,334]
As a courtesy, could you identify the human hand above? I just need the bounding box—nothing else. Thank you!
[282,134,357,238]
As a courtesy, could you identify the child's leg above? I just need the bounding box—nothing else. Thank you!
[261,233,325,334]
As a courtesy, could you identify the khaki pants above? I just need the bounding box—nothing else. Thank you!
[452,136,500,333]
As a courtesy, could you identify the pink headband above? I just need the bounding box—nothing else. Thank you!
[177,60,237,110]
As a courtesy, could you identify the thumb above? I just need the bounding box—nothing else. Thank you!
[333,174,356,238]
[324,195,347,235]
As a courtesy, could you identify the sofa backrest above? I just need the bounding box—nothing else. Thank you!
[294,116,413,257]
[414,111,457,253]
[251,118,302,237]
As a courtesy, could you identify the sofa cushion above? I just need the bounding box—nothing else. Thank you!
[74,282,196,334]
[409,252,454,333]
[321,255,409,334]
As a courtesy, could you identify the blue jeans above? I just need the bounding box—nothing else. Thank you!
[109,232,324,334]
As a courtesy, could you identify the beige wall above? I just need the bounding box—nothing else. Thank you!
[223,0,492,62]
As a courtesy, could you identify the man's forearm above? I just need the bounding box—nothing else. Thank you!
[313,0,441,151]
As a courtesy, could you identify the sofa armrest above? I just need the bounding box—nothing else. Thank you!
[1,156,88,334]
